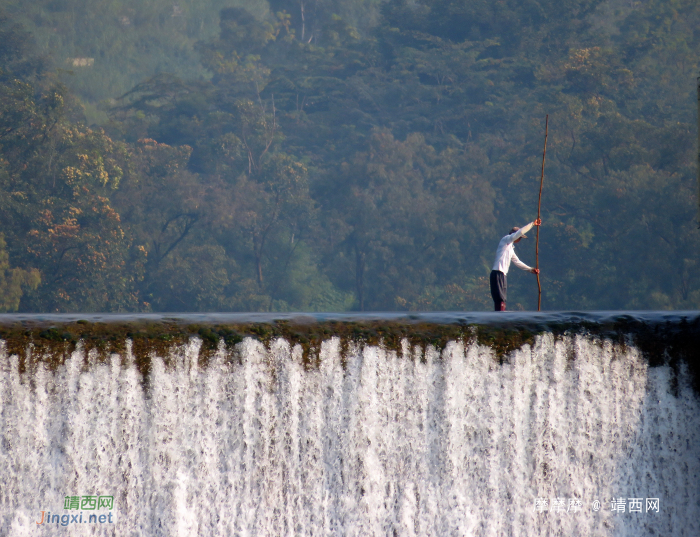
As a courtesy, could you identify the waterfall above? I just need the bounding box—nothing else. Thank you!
[0,315,698,536]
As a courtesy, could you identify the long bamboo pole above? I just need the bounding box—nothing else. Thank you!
[697,77,699,227]
[536,115,548,311]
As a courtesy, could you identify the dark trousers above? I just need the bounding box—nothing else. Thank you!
[490,270,507,311]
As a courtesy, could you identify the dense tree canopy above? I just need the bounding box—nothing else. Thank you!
[0,0,698,312]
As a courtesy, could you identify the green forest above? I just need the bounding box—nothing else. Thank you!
[0,0,698,312]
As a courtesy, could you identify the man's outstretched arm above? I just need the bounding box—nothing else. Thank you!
[511,218,541,273]
[511,253,539,273]
[505,218,542,244]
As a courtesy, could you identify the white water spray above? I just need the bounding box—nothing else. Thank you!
[0,333,698,536]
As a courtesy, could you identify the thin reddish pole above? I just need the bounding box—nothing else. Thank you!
[536,115,548,311]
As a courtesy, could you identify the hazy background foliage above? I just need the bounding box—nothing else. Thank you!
[0,0,698,312]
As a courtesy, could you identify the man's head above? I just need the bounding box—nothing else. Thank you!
[510,226,527,243]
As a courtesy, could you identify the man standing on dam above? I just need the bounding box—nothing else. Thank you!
[490,218,541,311]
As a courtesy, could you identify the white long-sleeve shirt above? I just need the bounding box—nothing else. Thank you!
[492,222,535,274]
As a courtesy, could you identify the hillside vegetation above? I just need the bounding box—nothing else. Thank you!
[0,0,698,312]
